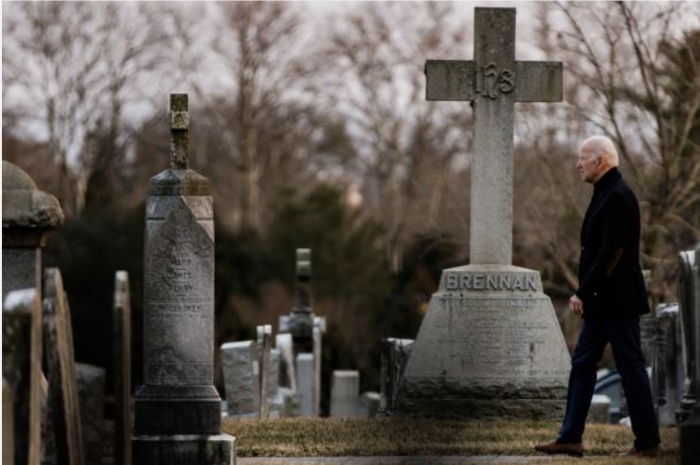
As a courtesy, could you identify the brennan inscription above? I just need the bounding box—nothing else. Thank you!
[444,272,537,291]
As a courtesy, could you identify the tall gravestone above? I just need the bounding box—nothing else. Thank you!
[680,243,700,465]
[132,94,234,465]
[113,271,131,465]
[397,7,569,419]
[3,289,43,465]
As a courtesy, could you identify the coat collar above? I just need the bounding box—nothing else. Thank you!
[593,167,621,193]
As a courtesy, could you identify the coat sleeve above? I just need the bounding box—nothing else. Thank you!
[576,192,630,304]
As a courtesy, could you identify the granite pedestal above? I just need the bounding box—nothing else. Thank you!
[397,266,570,419]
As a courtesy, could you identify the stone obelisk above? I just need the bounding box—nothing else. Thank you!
[132,94,234,464]
[396,7,570,419]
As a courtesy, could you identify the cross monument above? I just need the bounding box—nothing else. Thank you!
[396,8,570,420]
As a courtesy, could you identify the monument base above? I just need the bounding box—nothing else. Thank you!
[396,265,571,420]
[132,434,235,465]
[134,385,221,435]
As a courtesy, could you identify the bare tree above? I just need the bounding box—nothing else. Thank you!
[311,2,472,272]
[208,1,307,232]
[2,2,195,214]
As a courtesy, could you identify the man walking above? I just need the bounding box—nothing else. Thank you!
[535,136,661,458]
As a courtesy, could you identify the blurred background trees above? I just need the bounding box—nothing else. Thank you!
[3,1,699,403]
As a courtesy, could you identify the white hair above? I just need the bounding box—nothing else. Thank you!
[579,136,619,167]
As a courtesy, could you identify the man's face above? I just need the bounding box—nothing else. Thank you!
[576,148,602,184]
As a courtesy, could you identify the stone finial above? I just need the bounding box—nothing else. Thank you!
[2,162,64,232]
[296,248,311,281]
[170,93,189,170]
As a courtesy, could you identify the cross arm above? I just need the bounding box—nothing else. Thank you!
[425,60,562,103]
[514,61,563,102]
[425,60,476,101]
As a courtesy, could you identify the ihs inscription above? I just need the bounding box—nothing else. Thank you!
[476,63,515,99]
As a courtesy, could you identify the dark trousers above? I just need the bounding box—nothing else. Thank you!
[557,316,660,450]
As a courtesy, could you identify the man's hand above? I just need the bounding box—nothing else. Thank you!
[569,295,584,317]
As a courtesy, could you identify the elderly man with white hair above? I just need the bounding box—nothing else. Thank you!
[535,136,661,458]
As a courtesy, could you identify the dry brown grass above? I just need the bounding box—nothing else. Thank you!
[222,418,677,462]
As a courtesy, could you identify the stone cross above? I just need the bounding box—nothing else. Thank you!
[170,94,189,169]
[425,8,562,265]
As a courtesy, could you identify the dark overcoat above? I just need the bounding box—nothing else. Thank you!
[575,167,650,319]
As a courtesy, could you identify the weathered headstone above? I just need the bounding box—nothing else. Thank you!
[654,304,683,426]
[2,161,64,301]
[398,7,569,419]
[588,395,611,424]
[678,249,697,422]
[3,379,16,464]
[113,271,131,465]
[312,325,323,416]
[296,353,315,417]
[75,363,105,465]
[43,268,84,465]
[640,270,656,366]
[268,349,282,417]
[3,289,43,465]
[330,370,360,418]
[379,338,414,415]
[269,348,281,400]
[275,333,298,393]
[680,242,700,465]
[257,325,272,418]
[221,341,260,418]
[132,94,234,465]
[360,392,381,418]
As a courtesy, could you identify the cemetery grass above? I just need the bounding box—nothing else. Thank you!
[223,418,677,461]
